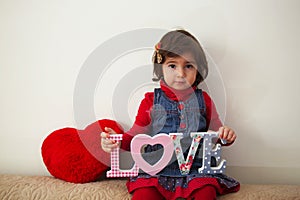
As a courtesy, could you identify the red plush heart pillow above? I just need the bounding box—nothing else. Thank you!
[41,119,124,183]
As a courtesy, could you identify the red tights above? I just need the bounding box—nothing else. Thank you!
[188,185,217,200]
[131,186,216,200]
[132,187,164,200]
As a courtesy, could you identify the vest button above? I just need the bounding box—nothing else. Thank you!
[180,123,186,129]
[178,103,184,110]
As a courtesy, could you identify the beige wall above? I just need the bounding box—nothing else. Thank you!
[1,0,300,184]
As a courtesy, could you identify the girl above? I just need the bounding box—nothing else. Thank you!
[101,29,240,200]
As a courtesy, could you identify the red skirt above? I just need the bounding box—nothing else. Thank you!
[127,176,240,200]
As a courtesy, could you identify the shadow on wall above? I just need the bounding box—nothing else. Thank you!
[223,88,300,184]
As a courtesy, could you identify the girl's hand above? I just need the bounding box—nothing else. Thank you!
[100,127,120,153]
[218,126,236,144]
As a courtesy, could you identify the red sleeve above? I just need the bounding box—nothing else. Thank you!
[203,91,223,131]
[121,92,154,151]
[204,92,235,146]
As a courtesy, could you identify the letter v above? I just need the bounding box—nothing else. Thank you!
[169,133,201,175]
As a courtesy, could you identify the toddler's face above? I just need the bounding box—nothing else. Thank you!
[162,52,197,90]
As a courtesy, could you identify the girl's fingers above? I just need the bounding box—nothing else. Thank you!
[104,127,117,134]
[227,130,233,139]
[219,126,236,143]
[226,130,236,143]
[100,132,110,139]
[101,133,116,144]
[101,131,119,153]
[101,140,118,153]
[218,126,225,139]
[229,134,237,143]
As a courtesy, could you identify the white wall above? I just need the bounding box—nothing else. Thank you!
[1,0,300,184]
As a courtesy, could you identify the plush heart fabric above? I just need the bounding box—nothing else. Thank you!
[41,119,124,183]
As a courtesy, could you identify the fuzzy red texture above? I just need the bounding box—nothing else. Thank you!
[121,86,223,151]
[41,119,124,183]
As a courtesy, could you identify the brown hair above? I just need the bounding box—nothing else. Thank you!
[152,29,208,86]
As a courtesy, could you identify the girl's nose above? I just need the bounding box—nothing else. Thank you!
[176,67,185,77]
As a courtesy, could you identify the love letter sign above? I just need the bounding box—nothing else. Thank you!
[106,132,227,178]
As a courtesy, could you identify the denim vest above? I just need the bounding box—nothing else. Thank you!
[143,88,209,176]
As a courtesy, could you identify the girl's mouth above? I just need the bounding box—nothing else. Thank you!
[174,81,185,84]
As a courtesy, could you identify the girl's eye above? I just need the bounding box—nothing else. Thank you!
[185,64,194,69]
[168,64,176,69]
